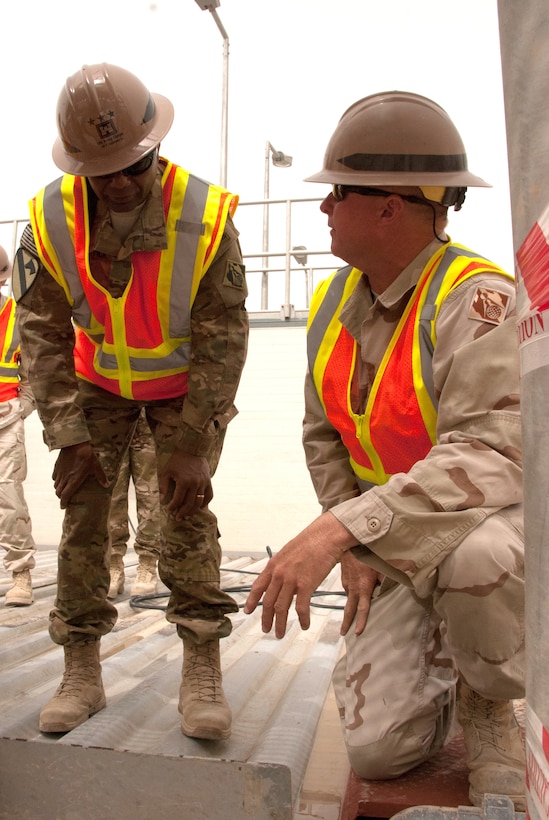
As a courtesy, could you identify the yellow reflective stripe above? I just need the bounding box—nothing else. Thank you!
[0,300,20,385]
[158,163,183,331]
[107,296,132,398]
[310,268,362,418]
[0,300,16,360]
[190,188,237,306]
[306,274,332,329]
[30,188,74,304]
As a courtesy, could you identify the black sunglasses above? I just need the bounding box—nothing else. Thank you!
[94,148,158,180]
[332,184,431,207]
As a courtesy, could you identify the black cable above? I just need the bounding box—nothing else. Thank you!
[129,546,347,612]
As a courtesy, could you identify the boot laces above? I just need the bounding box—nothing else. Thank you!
[135,557,156,584]
[462,689,513,751]
[12,571,31,592]
[185,645,223,703]
[55,646,99,698]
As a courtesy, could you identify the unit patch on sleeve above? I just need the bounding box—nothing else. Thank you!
[224,260,246,289]
[468,287,511,325]
[12,248,39,302]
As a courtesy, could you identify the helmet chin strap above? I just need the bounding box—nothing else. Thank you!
[422,201,449,244]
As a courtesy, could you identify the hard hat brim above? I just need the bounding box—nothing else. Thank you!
[52,92,175,177]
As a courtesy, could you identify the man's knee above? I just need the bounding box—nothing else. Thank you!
[346,729,430,780]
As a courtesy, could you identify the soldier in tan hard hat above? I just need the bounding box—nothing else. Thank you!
[0,245,37,607]
[14,64,248,740]
[246,91,525,809]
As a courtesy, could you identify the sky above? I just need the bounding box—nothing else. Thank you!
[1,0,513,307]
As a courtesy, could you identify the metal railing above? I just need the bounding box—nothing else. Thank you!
[1,196,340,324]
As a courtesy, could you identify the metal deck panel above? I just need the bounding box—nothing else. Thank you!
[0,550,345,820]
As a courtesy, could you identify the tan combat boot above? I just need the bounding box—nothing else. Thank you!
[39,639,106,733]
[107,554,125,599]
[4,569,34,607]
[130,553,158,595]
[457,679,526,811]
[179,639,231,740]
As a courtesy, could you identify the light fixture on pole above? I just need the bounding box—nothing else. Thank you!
[194,0,229,188]
[292,245,313,308]
[262,142,293,310]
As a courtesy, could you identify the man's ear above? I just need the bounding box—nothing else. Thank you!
[379,194,405,222]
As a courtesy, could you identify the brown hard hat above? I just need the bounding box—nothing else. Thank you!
[52,63,174,176]
[305,91,490,199]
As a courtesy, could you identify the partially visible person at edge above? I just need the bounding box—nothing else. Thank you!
[13,63,248,741]
[0,245,37,607]
[245,91,525,810]
[107,409,161,600]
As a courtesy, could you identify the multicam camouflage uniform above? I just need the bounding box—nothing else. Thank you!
[108,408,160,562]
[0,294,36,576]
[15,164,248,646]
[303,237,524,778]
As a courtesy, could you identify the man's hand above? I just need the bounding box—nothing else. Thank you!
[244,512,357,638]
[158,449,213,521]
[53,442,110,509]
[340,551,383,636]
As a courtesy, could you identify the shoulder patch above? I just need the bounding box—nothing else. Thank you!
[223,260,246,289]
[468,287,510,325]
[12,248,40,302]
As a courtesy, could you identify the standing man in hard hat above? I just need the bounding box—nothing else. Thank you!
[14,63,248,740]
[0,245,36,606]
[245,92,525,810]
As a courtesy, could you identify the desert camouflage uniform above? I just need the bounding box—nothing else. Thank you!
[303,237,524,779]
[15,164,248,646]
[109,408,160,561]
[0,295,36,575]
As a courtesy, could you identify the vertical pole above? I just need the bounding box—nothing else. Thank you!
[209,8,229,188]
[498,1,549,816]
[283,199,293,317]
[262,142,270,310]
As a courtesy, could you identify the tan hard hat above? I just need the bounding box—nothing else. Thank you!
[52,63,174,177]
[305,91,490,205]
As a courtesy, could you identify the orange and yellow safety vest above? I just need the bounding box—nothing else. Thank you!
[0,296,20,402]
[307,243,512,488]
[29,161,238,400]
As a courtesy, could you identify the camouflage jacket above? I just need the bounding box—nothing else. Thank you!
[303,237,522,588]
[14,164,248,457]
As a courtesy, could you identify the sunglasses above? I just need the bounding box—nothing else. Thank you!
[94,148,158,180]
[332,184,430,207]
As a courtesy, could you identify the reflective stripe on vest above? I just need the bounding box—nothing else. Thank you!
[0,296,20,402]
[29,161,238,400]
[307,243,512,486]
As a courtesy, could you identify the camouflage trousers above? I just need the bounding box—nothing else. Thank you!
[0,414,36,573]
[108,409,161,560]
[332,507,525,780]
[50,381,238,647]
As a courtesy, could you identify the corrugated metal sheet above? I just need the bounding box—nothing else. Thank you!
[0,550,345,820]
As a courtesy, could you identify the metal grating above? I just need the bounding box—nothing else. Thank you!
[0,550,345,820]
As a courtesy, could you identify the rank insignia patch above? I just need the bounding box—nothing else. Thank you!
[224,260,245,289]
[469,287,510,325]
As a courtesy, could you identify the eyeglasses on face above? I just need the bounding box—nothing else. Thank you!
[94,148,158,180]
[331,184,430,207]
